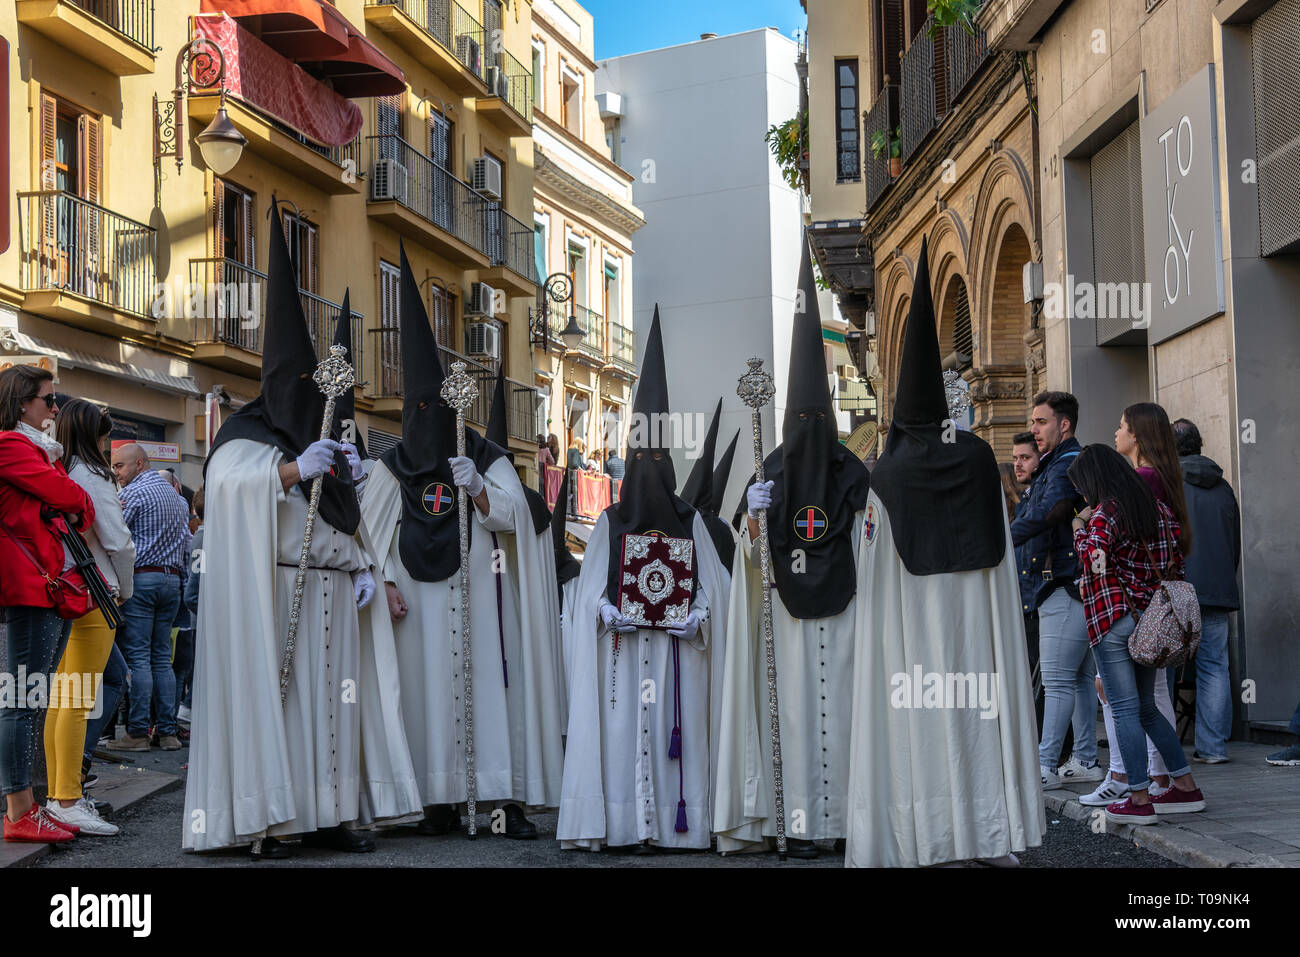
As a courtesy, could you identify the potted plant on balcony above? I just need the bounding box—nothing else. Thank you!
[928,0,981,37]
[765,109,809,193]
[871,126,903,177]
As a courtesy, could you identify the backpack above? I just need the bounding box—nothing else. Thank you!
[1124,540,1202,669]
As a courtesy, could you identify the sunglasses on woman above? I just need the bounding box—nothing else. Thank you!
[34,393,58,409]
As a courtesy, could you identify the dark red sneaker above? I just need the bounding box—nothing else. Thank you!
[3,806,75,843]
[1105,798,1158,826]
[1150,785,1206,814]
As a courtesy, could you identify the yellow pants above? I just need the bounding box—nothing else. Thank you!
[43,612,114,802]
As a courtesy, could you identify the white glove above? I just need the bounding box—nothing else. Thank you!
[353,569,375,609]
[666,610,701,641]
[296,439,342,482]
[746,480,775,518]
[341,442,365,481]
[449,455,485,497]
[599,601,637,635]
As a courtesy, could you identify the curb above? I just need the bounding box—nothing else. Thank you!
[1044,790,1287,868]
[0,765,183,869]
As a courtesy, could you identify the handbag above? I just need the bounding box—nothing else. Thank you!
[1123,539,1202,669]
[0,523,97,620]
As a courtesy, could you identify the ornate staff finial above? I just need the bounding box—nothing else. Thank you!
[440,359,479,412]
[737,357,775,410]
[313,343,356,398]
[943,369,970,421]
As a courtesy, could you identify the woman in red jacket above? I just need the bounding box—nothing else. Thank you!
[0,365,95,843]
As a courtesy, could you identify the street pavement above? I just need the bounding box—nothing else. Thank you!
[31,746,1175,869]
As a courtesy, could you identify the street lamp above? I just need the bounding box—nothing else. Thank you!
[154,37,248,176]
[531,272,584,351]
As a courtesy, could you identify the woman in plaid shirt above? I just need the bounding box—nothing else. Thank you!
[1067,445,1206,826]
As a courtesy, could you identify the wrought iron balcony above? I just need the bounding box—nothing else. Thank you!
[606,320,635,372]
[478,45,534,132]
[576,305,605,360]
[487,205,538,284]
[863,83,900,212]
[899,15,990,166]
[16,0,156,75]
[505,377,541,442]
[17,190,156,327]
[365,0,488,92]
[368,323,495,425]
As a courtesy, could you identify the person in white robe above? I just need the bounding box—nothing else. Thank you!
[844,238,1043,868]
[558,308,730,853]
[360,247,563,839]
[714,238,871,859]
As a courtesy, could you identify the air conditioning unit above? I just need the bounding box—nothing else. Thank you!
[371,158,408,204]
[486,65,510,99]
[456,35,481,74]
[469,155,503,200]
[836,363,859,380]
[466,282,499,318]
[465,320,501,361]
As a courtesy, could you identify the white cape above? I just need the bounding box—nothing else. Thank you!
[182,440,420,852]
[713,513,862,851]
[845,489,1044,867]
[557,511,730,850]
[361,457,565,809]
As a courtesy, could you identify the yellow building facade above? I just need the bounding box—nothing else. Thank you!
[529,0,643,479]
[2,0,541,489]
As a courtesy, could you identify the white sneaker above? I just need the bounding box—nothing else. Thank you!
[1058,756,1105,783]
[1041,766,1063,791]
[1078,773,1132,807]
[46,799,119,837]
[177,704,192,726]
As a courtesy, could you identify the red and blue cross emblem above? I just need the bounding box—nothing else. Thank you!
[421,482,454,516]
[793,505,827,542]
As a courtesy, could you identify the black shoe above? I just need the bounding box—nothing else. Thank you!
[784,838,819,859]
[250,837,291,860]
[302,825,376,853]
[631,841,656,856]
[415,804,460,836]
[501,803,538,840]
[833,838,846,854]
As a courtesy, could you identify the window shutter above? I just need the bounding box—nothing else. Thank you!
[77,113,100,203]
[305,222,318,293]
[40,93,58,189]
[877,0,904,89]
[210,178,226,259]
[241,189,255,266]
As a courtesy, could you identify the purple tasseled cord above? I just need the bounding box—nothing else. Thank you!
[669,635,687,833]
[491,531,508,687]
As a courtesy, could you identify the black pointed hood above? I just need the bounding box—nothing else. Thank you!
[871,237,1005,575]
[552,465,581,594]
[680,397,722,511]
[330,289,367,461]
[208,198,359,534]
[486,367,550,534]
[605,306,696,604]
[741,233,868,619]
[712,427,740,518]
[380,242,504,581]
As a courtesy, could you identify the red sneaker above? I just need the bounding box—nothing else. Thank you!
[42,803,80,835]
[1105,798,1158,826]
[3,806,76,843]
[1150,785,1206,814]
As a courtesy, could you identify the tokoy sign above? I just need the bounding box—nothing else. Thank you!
[1140,64,1226,344]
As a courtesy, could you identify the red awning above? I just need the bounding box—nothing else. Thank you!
[307,23,406,98]
[200,0,405,99]
[199,0,349,59]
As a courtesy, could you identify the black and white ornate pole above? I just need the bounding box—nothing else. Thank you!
[279,344,355,704]
[737,357,788,860]
[441,360,480,838]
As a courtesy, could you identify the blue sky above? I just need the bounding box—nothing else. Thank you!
[581,0,806,60]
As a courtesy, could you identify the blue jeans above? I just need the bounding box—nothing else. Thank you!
[83,642,128,760]
[1092,614,1191,792]
[1038,589,1097,768]
[1194,608,1233,759]
[0,606,72,795]
[120,572,181,737]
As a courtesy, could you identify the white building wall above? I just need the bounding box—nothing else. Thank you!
[597,28,803,516]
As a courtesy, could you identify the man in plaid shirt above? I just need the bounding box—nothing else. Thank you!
[1072,498,1184,648]
[110,444,191,752]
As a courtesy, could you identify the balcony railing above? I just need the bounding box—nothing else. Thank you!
[899,16,990,166]
[488,205,538,284]
[945,18,990,104]
[576,305,604,359]
[369,134,491,255]
[17,190,156,319]
[489,46,534,123]
[863,83,899,212]
[506,377,541,442]
[366,0,486,79]
[607,320,635,371]
[189,257,363,364]
[277,120,362,171]
[68,0,155,51]
[369,322,495,423]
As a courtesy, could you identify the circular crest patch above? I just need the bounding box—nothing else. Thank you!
[793,505,828,542]
[421,482,454,516]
